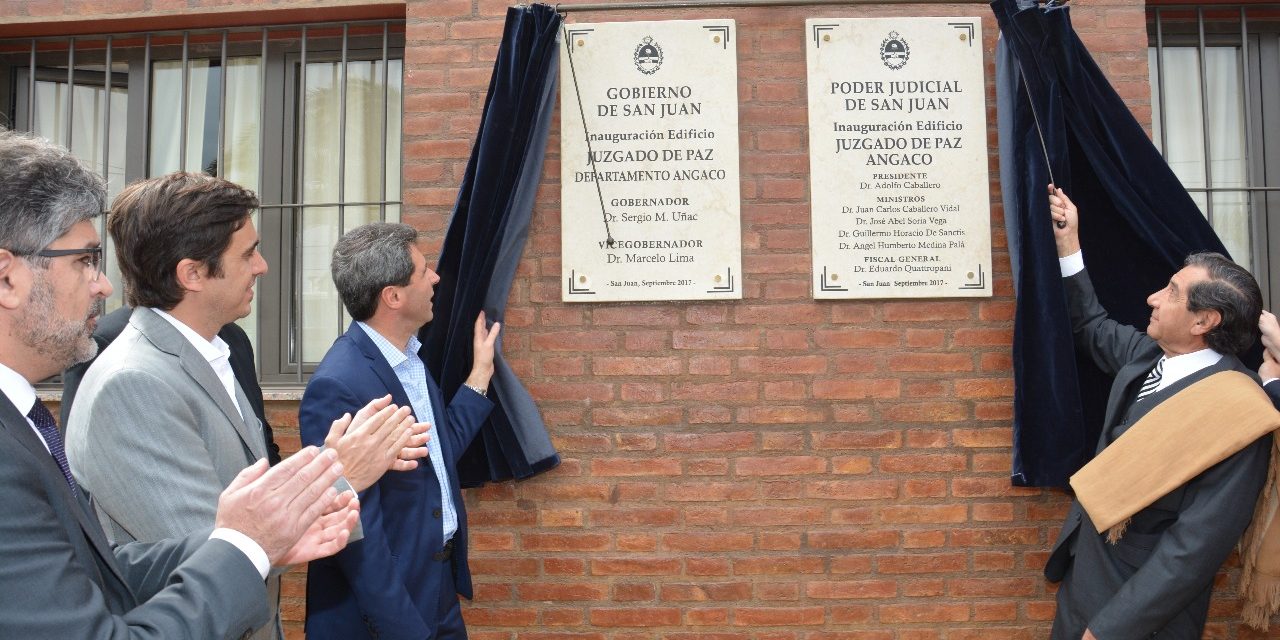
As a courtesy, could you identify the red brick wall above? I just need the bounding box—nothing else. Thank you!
[17,0,1277,637]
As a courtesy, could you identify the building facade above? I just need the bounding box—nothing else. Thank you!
[4,0,1276,637]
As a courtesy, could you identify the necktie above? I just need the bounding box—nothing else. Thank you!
[28,399,78,496]
[1136,358,1165,402]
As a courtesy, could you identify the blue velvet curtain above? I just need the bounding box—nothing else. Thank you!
[993,0,1231,487]
[421,3,562,487]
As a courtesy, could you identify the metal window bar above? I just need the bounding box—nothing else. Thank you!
[295,24,307,383]
[217,30,228,178]
[1197,7,1214,225]
[257,26,268,379]
[65,37,73,150]
[101,36,112,269]
[26,40,34,130]
[380,21,389,224]
[179,31,189,173]
[338,24,348,341]
[1240,7,1253,187]
[1155,8,1169,170]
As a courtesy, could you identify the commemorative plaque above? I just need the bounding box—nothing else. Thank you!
[806,18,992,299]
[560,19,742,302]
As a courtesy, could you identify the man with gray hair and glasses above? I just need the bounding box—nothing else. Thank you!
[0,129,360,638]
[299,222,500,640]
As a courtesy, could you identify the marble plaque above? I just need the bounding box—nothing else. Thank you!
[560,19,742,302]
[806,18,992,299]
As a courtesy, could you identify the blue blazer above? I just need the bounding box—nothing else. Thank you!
[299,323,492,640]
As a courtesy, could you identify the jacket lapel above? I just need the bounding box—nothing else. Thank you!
[1110,354,1240,441]
[0,396,131,592]
[131,308,263,461]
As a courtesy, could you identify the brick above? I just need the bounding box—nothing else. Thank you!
[806,580,897,599]
[592,356,682,376]
[672,330,759,350]
[735,456,827,476]
[733,606,824,626]
[665,432,755,452]
[613,582,656,602]
[878,504,969,524]
[665,482,756,502]
[663,533,755,552]
[804,479,897,500]
[812,430,901,450]
[878,603,971,623]
[661,582,753,602]
[807,530,898,549]
[815,329,899,348]
[591,558,682,575]
[515,582,607,601]
[591,407,682,427]
[737,355,827,374]
[588,507,678,527]
[589,608,680,627]
[521,533,611,552]
[877,454,968,473]
[877,553,967,574]
[883,302,972,321]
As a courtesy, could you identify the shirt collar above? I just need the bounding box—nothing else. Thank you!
[357,321,420,368]
[0,360,36,417]
[1159,347,1223,387]
[149,307,231,365]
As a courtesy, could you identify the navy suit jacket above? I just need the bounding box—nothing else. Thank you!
[299,322,492,640]
[0,393,269,639]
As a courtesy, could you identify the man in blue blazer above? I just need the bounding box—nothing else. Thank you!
[300,222,500,639]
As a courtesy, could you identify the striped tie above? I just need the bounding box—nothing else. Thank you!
[1136,358,1165,402]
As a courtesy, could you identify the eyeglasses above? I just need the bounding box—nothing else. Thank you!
[20,246,104,281]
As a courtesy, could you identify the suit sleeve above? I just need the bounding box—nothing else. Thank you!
[69,368,226,542]
[1265,380,1280,409]
[299,374,431,640]
[1064,269,1156,376]
[1088,433,1273,637]
[441,386,494,466]
[0,443,268,639]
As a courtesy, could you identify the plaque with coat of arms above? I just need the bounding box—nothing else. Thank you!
[560,19,743,302]
[806,18,992,300]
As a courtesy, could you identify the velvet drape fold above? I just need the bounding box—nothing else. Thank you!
[993,0,1230,486]
[421,3,563,486]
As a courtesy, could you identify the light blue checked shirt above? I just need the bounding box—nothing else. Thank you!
[358,322,457,542]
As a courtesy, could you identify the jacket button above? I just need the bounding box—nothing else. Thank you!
[433,509,442,518]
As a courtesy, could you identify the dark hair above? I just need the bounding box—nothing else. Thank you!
[330,223,419,321]
[0,129,105,256]
[1183,251,1263,355]
[107,172,258,310]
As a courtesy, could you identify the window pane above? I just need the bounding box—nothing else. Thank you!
[1149,47,1207,189]
[224,57,263,193]
[298,57,403,364]
[1150,45,1251,268]
[150,59,213,175]
[32,71,129,315]
[224,58,263,351]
